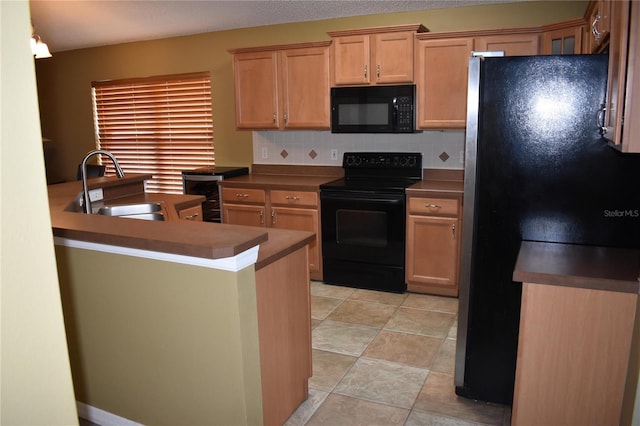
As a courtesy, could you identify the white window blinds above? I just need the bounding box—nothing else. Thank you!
[92,72,214,194]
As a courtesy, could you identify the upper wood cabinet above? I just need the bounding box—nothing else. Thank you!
[585,0,612,53]
[474,32,539,56]
[229,42,331,130]
[415,36,474,129]
[328,24,427,86]
[602,0,639,153]
[540,19,585,55]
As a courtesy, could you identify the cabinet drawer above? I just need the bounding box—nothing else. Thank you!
[178,204,202,221]
[409,197,459,216]
[270,190,318,207]
[222,187,266,203]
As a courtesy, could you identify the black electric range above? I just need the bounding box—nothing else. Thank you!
[320,152,423,293]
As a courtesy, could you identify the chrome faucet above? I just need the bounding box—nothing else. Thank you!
[81,149,125,213]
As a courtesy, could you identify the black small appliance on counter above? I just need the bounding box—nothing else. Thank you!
[181,166,249,223]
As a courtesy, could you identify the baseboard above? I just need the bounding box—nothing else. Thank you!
[77,401,143,426]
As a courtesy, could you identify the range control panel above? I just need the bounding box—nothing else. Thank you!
[343,152,422,169]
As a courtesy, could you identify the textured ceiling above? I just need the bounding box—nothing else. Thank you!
[29,0,522,53]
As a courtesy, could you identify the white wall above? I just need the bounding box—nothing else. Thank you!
[0,1,78,424]
[253,130,465,169]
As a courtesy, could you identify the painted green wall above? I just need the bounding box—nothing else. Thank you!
[1,1,79,424]
[35,1,587,182]
[55,246,263,425]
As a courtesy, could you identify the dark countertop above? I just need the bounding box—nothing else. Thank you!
[48,175,314,268]
[218,174,338,191]
[407,169,464,198]
[513,241,640,294]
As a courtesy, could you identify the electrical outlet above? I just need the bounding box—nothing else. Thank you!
[262,147,268,159]
[88,188,104,202]
[331,149,338,160]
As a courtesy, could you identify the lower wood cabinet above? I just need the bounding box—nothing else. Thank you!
[512,282,637,425]
[406,195,461,296]
[222,186,322,280]
[177,204,203,221]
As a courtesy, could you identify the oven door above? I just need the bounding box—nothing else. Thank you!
[320,189,406,292]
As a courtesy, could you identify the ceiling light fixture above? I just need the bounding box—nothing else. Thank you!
[30,28,52,59]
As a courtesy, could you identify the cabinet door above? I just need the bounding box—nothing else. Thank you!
[586,0,612,53]
[232,51,279,129]
[271,206,321,276]
[406,215,460,296]
[620,0,640,153]
[332,35,370,85]
[415,37,473,129]
[280,47,330,129]
[373,31,415,84]
[474,33,539,56]
[223,204,266,227]
[542,25,584,55]
[604,0,631,147]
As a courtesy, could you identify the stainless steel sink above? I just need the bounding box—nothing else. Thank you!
[96,202,164,221]
[115,212,165,221]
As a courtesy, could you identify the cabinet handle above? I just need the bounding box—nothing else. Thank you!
[284,113,288,124]
[184,213,199,220]
[285,195,300,201]
[364,65,368,80]
[259,209,264,225]
[592,13,602,40]
[273,113,277,124]
[271,210,276,225]
[452,223,456,239]
[425,203,441,209]
[376,64,380,79]
[235,193,249,198]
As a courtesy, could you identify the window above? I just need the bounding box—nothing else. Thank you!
[92,72,214,193]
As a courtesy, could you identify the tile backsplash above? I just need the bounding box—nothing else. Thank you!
[252,130,465,169]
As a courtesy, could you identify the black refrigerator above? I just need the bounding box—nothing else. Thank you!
[455,54,640,405]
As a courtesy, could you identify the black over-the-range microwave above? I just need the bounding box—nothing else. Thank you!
[330,84,417,133]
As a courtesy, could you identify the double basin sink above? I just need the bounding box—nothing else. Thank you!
[67,197,165,221]
[96,202,165,221]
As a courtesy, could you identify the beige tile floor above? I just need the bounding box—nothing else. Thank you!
[284,281,510,426]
